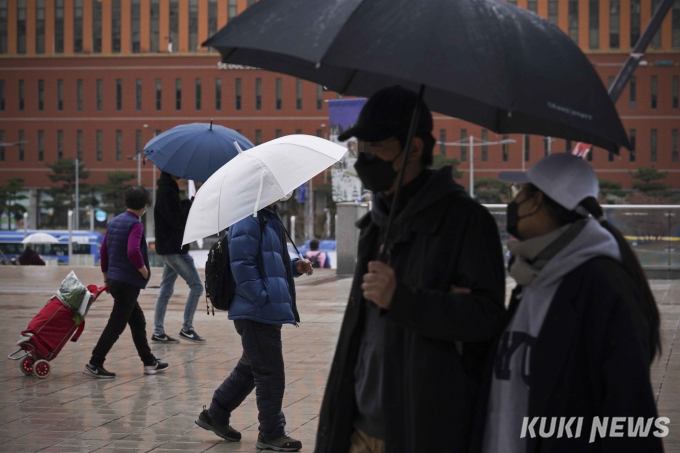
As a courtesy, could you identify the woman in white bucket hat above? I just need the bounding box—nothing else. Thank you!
[473,153,663,453]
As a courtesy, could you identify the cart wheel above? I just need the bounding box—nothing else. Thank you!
[20,357,34,375]
[33,360,50,379]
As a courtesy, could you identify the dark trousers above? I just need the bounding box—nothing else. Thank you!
[210,319,286,437]
[91,279,155,367]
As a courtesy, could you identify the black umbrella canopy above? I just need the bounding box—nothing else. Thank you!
[205,0,630,154]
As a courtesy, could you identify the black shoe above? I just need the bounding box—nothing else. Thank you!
[195,406,241,442]
[256,433,302,452]
[82,363,115,379]
[144,360,169,375]
[151,333,180,343]
[179,328,207,343]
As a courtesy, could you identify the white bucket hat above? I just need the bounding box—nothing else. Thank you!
[498,153,599,211]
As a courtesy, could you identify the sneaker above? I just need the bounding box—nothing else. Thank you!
[143,360,169,375]
[256,433,302,452]
[82,363,115,379]
[195,406,241,442]
[179,329,207,343]
[151,333,180,343]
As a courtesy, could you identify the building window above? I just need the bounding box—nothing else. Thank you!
[96,79,103,111]
[38,80,44,111]
[17,0,26,54]
[150,0,160,52]
[131,0,140,53]
[169,0,179,53]
[116,79,123,110]
[215,78,222,110]
[116,130,122,162]
[135,79,142,111]
[18,130,24,161]
[208,0,218,38]
[37,130,44,161]
[189,0,198,52]
[175,78,182,110]
[481,130,488,161]
[439,129,446,155]
[524,134,530,162]
[96,130,103,161]
[568,0,578,43]
[275,78,282,110]
[609,0,620,48]
[155,78,162,110]
[57,130,63,159]
[155,129,161,137]
[589,0,599,49]
[0,131,5,161]
[607,150,614,161]
[651,0,662,48]
[629,76,636,109]
[247,0,256,6]
[135,130,142,157]
[548,0,558,24]
[528,0,537,13]
[544,137,550,157]
[77,79,83,111]
[565,139,572,152]
[673,76,679,109]
[317,84,324,110]
[651,129,657,162]
[0,80,4,110]
[631,0,641,47]
[629,129,636,161]
[0,0,7,54]
[77,130,83,160]
[36,0,45,54]
[255,78,262,110]
[255,129,262,145]
[296,79,303,110]
[55,0,64,53]
[235,78,242,110]
[672,129,679,162]
[295,129,302,134]
[111,0,121,52]
[74,0,83,52]
[195,78,202,110]
[270,129,279,139]
[651,76,658,109]
[460,129,467,161]
[228,0,238,20]
[19,80,24,111]
[502,134,510,161]
[57,79,63,111]
[93,0,102,53]
[587,147,593,161]
[673,0,680,48]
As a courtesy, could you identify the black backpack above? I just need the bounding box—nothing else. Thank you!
[204,216,268,315]
[305,252,322,268]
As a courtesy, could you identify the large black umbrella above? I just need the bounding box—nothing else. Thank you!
[204,0,630,154]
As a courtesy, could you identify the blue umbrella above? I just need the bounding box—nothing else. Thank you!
[143,122,254,183]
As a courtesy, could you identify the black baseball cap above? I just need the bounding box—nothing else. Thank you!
[338,86,433,143]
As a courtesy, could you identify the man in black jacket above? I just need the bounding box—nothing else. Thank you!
[152,172,206,344]
[314,86,507,453]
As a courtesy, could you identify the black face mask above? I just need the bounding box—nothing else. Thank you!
[506,196,536,239]
[354,151,401,193]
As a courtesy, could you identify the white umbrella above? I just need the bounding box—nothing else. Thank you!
[22,233,59,244]
[182,135,346,245]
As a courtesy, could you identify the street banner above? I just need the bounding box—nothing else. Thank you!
[328,99,368,202]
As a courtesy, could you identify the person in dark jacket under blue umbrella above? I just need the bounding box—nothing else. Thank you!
[472,153,663,453]
[196,200,313,452]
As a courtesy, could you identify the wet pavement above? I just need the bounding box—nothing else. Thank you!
[0,266,679,452]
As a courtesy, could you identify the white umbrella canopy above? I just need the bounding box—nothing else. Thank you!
[182,135,347,245]
[22,233,59,244]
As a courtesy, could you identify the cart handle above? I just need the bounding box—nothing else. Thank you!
[8,349,29,361]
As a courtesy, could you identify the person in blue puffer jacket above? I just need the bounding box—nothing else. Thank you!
[196,201,313,452]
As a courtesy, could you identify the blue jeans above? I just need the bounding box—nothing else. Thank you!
[154,253,204,336]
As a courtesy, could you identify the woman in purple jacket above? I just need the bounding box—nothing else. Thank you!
[83,186,168,379]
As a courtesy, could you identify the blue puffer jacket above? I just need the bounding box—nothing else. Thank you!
[227,206,300,325]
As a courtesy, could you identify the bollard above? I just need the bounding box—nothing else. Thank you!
[68,210,73,265]
[23,212,28,238]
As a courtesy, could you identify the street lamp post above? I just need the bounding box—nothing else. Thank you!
[438,136,516,199]
[75,158,79,230]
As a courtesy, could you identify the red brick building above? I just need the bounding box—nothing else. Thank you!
[0,0,679,194]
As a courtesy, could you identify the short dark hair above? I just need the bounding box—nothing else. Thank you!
[309,239,320,250]
[124,186,151,210]
[396,132,435,167]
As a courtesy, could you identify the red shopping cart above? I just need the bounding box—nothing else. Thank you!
[8,285,107,379]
